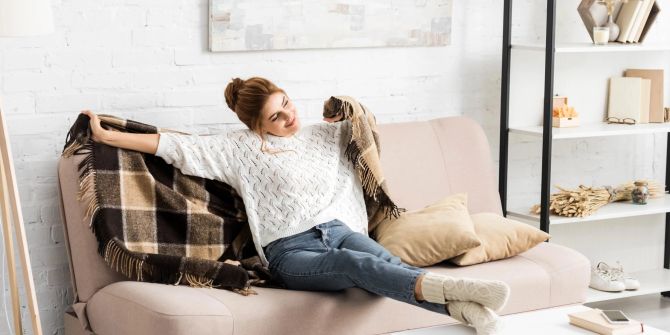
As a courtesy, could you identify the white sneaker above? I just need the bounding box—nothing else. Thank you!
[589,262,625,292]
[610,261,640,291]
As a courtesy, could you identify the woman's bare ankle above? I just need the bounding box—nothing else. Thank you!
[414,273,425,301]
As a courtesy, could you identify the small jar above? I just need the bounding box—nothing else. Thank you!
[631,181,649,205]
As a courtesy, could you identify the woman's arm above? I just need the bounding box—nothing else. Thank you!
[154,132,238,184]
[81,110,159,154]
[105,132,160,155]
[80,110,238,185]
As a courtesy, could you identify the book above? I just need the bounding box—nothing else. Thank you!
[616,0,645,43]
[608,77,644,123]
[627,0,652,43]
[568,308,644,335]
[640,79,651,123]
[625,69,665,123]
[632,0,655,42]
[639,2,660,42]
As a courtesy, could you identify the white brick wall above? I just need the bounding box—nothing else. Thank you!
[0,0,667,334]
[0,1,474,333]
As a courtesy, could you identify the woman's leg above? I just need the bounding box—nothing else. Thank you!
[336,228,424,272]
[333,227,435,302]
[265,221,503,332]
[332,231,506,333]
[271,246,448,315]
[331,222,509,312]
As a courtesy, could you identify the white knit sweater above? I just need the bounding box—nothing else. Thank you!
[154,120,369,266]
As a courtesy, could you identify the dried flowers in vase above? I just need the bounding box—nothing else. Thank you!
[596,0,628,41]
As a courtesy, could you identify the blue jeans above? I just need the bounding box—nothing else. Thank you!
[262,219,447,315]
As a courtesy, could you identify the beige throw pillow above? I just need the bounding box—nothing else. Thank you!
[374,193,481,267]
[449,213,550,266]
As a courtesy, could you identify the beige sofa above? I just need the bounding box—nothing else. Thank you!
[57,116,591,335]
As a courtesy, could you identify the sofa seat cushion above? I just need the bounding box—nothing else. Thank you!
[433,242,590,314]
[86,281,455,335]
[86,242,590,335]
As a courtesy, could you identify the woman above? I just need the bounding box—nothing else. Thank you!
[81,77,509,335]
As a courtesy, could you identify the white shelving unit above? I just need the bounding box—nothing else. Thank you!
[586,268,670,303]
[510,123,670,139]
[513,42,670,53]
[509,194,670,226]
[501,2,670,303]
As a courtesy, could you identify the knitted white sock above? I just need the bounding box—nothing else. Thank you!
[420,272,446,304]
[447,301,504,335]
[420,272,510,312]
[442,275,510,312]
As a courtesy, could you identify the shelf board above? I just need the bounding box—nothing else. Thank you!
[509,122,670,139]
[586,268,670,303]
[512,42,670,53]
[507,194,670,226]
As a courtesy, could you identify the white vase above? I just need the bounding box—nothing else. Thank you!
[606,14,620,41]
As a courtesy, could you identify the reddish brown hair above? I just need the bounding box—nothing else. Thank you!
[225,77,286,131]
[224,77,291,154]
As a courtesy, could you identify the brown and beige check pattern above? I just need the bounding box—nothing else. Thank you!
[63,115,262,295]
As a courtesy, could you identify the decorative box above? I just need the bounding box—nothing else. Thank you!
[552,96,579,128]
[552,116,580,128]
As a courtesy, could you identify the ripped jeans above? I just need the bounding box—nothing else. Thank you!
[262,219,447,315]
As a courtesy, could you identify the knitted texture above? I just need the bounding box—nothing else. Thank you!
[447,301,503,335]
[442,276,510,312]
[155,121,369,266]
[420,272,447,304]
[418,272,510,312]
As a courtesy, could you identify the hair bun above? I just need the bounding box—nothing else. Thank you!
[224,78,245,111]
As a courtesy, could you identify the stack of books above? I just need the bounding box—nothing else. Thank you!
[568,308,644,335]
[608,69,665,124]
[615,0,659,43]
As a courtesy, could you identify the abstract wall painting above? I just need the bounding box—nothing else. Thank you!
[209,0,453,52]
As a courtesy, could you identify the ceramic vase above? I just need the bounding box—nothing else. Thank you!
[606,14,620,41]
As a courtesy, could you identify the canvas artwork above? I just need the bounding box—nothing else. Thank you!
[209,0,453,52]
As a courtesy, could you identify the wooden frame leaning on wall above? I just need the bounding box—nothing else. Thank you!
[0,103,43,335]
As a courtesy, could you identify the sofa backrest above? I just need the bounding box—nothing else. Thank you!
[377,116,502,214]
[57,153,127,304]
[57,115,502,303]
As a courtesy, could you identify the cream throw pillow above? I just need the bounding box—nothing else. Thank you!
[374,193,481,267]
[449,213,551,266]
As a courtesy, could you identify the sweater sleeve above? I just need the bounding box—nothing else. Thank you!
[154,132,238,186]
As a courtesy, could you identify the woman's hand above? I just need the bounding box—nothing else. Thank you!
[79,110,160,154]
[323,113,344,123]
[80,110,109,143]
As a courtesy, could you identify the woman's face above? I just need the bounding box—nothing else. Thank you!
[259,91,300,137]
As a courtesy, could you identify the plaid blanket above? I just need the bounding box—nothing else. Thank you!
[61,96,405,295]
[322,96,405,232]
